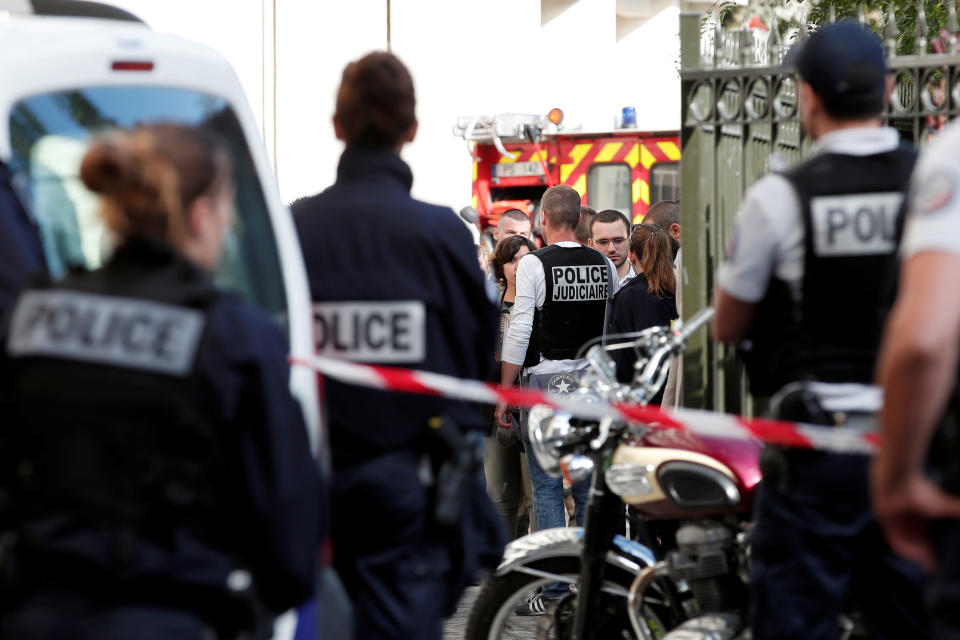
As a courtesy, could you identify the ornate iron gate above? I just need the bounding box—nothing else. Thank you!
[679,3,960,414]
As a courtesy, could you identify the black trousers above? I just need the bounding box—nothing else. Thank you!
[929,519,960,639]
[749,452,929,640]
[331,450,450,640]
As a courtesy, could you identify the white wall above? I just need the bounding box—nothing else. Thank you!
[110,0,683,210]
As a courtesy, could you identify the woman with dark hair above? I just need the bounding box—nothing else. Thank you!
[0,124,318,640]
[484,234,536,539]
[608,223,679,400]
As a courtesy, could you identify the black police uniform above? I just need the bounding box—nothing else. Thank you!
[742,146,929,640]
[0,160,44,317]
[292,147,504,640]
[0,237,319,640]
[522,243,610,368]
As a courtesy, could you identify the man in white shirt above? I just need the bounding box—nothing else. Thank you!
[494,184,615,615]
[712,21,927,640]
[590,209,635,287]
[873,117,960,640]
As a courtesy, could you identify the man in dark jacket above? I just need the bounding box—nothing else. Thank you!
[292,52,503,640]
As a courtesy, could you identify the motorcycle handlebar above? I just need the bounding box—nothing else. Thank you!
[677,307,714,343]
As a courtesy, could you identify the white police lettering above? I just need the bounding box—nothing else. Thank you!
[313,301,425,363]
[7,290,204,375]
[810,192,902,256]
[549,265,607,302]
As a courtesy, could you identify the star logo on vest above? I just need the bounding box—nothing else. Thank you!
[548,373,578,395]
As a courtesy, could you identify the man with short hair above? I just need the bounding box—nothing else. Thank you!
[494,208,531,243]
[574,205,596,245]
[494,185,616,616]
[712,22,927,640]
[644,200,681,260]
[590,209,634,286]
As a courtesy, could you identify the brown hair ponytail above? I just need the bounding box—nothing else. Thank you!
[80,123,229,245]
[631,223,676,298]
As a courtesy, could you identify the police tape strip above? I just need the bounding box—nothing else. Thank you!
[289,355,880,455]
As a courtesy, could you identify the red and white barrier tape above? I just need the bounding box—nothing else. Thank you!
[289,355,880,455]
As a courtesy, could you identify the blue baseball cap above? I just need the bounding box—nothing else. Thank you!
[785,21,888,116]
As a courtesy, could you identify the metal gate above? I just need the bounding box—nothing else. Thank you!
[678,3,960,413]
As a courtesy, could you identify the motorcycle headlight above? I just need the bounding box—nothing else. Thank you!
[605,463,654,498]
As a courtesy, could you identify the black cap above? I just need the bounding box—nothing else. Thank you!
[785,21,887,117]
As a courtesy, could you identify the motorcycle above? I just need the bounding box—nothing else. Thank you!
[467,307,767,639]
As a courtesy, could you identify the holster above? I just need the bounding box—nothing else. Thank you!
[762,384,834,492]
[424,415,485,529]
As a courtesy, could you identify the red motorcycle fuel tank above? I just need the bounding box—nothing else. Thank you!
[609,429,763,520]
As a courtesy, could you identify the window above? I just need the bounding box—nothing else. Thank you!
[587,163,631,216]
[650,161,680,205]
[9,87,287,326]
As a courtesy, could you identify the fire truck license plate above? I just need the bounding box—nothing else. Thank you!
[494,162,544,178]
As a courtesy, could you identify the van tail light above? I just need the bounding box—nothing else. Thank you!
[112,61,154,72]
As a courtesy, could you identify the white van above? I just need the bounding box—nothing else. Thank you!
[0,3,322,638]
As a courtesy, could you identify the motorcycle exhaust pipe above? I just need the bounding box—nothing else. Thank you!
[627,561,668,640]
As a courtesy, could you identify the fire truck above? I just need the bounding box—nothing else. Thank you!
[454,111,680,244]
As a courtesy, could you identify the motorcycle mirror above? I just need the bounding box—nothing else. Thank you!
[586,344,618,386]
[459,206,479,224]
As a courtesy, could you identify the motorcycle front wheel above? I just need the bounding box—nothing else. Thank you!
[464,556,676,640]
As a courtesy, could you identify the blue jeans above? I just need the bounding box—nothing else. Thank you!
[525,444,590,599]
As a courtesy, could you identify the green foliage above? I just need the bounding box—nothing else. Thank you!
[806,0,950,55]
[710,0,953,56]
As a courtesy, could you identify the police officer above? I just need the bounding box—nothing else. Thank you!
[292,52,503,640]
[873,119,960,639]
[494,184,616,616]
[0,158,44,316]
[711,22,928,640]
[0,124,319,640]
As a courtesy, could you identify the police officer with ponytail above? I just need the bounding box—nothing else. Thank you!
[0,124,318,639]
[712,22,927,640]
[292,52,503,640]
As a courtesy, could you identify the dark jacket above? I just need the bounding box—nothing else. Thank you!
[608,274,678,395]
[0,160,45,317]
[0,239,318,621]
[292,147,503,616]
[292,148,498,464]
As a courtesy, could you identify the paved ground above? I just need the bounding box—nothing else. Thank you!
[444,585,543,640]
[443,586,478,639]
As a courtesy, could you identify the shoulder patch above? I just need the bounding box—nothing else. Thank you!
[913,170,956,216]
[7,290,206,375]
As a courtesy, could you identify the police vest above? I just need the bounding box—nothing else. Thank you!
[524,244,611,367]
[741,145,917,395]
[0,246,226,565]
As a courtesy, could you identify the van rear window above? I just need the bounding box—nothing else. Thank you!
[9,87,287,326]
